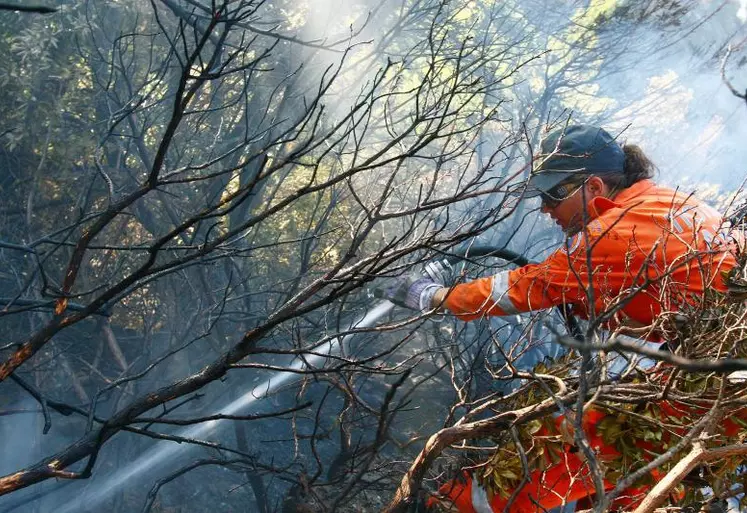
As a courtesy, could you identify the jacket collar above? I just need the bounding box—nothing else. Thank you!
[586,179,655,219]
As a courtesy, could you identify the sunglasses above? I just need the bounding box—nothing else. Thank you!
[540,179,588,208]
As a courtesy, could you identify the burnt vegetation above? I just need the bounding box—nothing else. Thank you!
[0,1,745,512]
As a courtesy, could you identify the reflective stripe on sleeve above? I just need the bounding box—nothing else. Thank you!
[470,478,494,513]
[490,270,520,314]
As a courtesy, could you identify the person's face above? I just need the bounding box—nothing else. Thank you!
[540,176,608,235]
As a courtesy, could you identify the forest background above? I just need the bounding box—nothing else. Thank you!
[0,0,746,512]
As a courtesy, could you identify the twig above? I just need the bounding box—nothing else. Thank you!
[504,425,531,511]
[384,392,579,513]
[601,405,717,509]
[631,442,747,513]
[9,374,51,434]
[142,394,204,431]
[141,458,247,513]
[720,46,747,104]
[557,334,747,373]
[131,401,312,426]
[632,379,734,513]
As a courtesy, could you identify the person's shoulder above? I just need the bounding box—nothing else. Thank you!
[614,180,694,214]
[644,183,722,217]
[635,181,702,206]
[617,179,664,202]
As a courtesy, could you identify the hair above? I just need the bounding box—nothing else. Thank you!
[599,143,656,192]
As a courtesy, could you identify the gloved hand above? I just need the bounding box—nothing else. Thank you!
[373,259,453,312]
[374,272,442,311]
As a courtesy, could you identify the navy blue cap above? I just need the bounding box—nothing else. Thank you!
[525,125,625,196]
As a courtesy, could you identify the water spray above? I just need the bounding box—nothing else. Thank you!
[53,300,396,513]
[42,246,573,512]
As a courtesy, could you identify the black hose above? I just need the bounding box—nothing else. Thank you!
[440,244,583,340]
[442,245,530,268]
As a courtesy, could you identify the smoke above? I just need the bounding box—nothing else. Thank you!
[603,1,747,201]
[0,399,40,478]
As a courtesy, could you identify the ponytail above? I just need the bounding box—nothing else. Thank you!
[600,143,656,193]
[622,144,656,186]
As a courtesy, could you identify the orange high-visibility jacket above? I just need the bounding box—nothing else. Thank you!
[445,180,737,329]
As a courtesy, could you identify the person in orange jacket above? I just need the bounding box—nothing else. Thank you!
[376,124,741,512]
[379,124,737,334]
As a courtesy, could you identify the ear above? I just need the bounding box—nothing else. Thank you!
[585,176,609,198]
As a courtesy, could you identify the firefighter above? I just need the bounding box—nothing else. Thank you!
[379,124,736,334]
[376,124,740,512]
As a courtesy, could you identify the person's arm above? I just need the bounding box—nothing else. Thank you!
[433,231,611,321]
[377,222,614,318]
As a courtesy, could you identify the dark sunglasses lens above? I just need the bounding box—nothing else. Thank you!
[541,192,560,208]
[541,179,583,207]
